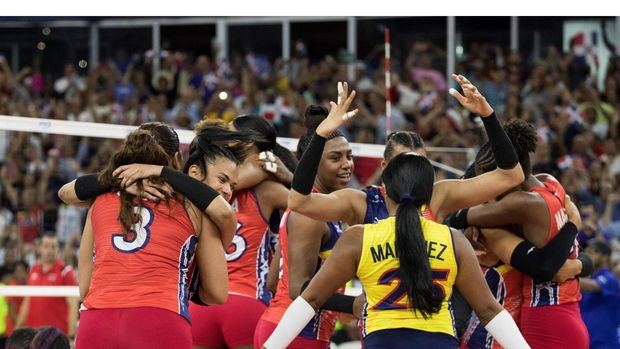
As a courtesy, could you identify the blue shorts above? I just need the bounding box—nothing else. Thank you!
[364,328,458,349]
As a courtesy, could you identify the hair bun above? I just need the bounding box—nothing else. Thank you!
[303,105,329,133]
[126,130,157,148]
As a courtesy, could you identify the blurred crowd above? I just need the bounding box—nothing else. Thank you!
[0,32,620,342]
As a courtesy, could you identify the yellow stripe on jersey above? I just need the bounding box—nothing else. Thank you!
[357,216,458,337]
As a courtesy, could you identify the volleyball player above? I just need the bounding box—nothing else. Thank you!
[287,76,523,231]
[188,115,292,349]
[75,129,236,349]
[254,91,359,349]
[263,153,529,349]
[60,123,274,250]
[58,122,238,246]
[449,119,589,349]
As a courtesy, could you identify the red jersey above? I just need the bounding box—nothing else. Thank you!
[26,259,77,334]
[83,193,197,321]
[461,264,523,349]
[226,189,273,304]
[260,209,343,342]
[523,179,581,307]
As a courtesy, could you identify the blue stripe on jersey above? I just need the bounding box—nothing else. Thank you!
[466,267,506,349]
[363,186,389,224]
[178,235,198,321]
[320,221,343,253]
[532,282,559,307]
[256,227,272,305]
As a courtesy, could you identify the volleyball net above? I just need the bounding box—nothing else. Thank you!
[0,114,474,298]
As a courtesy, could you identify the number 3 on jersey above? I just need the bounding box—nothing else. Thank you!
[112,206,154,253]
[225,222,247,262]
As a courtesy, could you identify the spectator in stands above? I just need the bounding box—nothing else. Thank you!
[14,234,78,338]
[580,240,620,349]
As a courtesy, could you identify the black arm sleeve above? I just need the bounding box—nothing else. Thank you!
[481,112,519,170]
[509,222,578,281]
[74,174,108,201]
[160,166,219,212]
[447,208,470,230]
[577,253,594,277]
[300,279,355,314]
[291,134,327,195]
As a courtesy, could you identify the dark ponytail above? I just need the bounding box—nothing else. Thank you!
[194,125,269,163]
[98,129,171,233]
[381,152,440,319]
[232,114,298,172]
[296,104,344,159]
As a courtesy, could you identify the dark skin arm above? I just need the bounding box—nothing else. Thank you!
[452,228,504,325]
[286,211,330,299]
[288,187,368,226]
[467,190,550,247]
[255,180,289,214]
[298,226,363,311]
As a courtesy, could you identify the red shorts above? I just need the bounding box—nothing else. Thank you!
[76,307,191,349]
[520,302,589,349]
[253,318,330,349]
[190,294,266,348]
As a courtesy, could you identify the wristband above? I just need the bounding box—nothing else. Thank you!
[75,174,108,201]
[291,134,326,195]
[481,113,519,170]
[161,166,219,211]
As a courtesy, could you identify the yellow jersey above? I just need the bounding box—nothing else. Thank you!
[357,216,458,337]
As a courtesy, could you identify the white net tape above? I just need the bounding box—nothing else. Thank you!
[0,285,79,297]
[0,115,473,176]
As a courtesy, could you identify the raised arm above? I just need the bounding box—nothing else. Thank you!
[263,225,362,349]
[451,229,530,349]
[433,74,524,221]
[288,81,362,225]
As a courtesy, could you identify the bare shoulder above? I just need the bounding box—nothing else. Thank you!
[535,173,559,183]
[255,179,289,199]
[342,225,365,244]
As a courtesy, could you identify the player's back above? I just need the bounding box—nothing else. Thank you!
[83,193,197,320]
[358,216,458,337]
[226,189,273,304]
[524,179,580,307]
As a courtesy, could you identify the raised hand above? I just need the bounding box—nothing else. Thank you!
[113,164,164,189]
[449,74,494,117]
[315,81,359,137]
